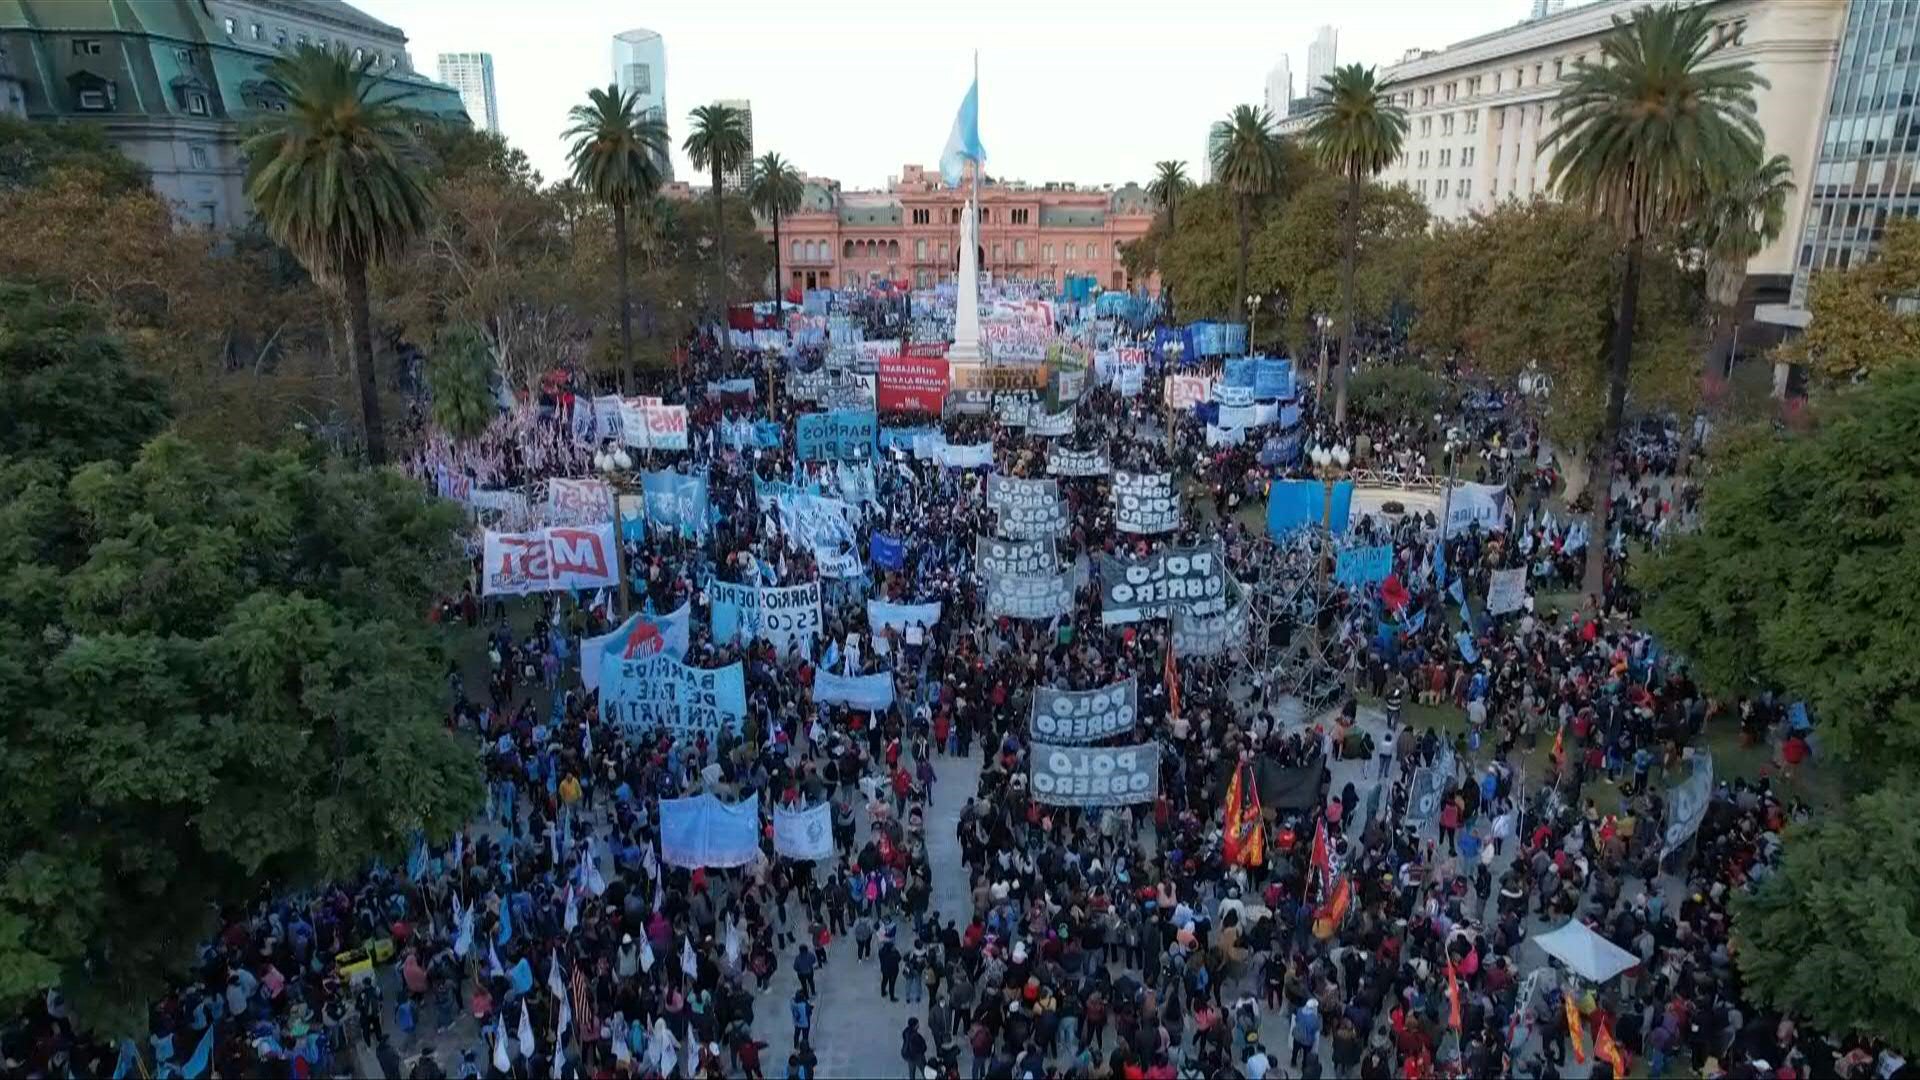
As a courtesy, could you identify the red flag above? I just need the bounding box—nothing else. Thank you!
[1446,957,1463,1032]
[1223,762,1264,867]
[1564,995,1587,1065]
[1551,722,1566,764]
[1165,642,1181,722]
[1311,817,1332,880]
[569,961,596,1045]
[1594,1013,1628,1077]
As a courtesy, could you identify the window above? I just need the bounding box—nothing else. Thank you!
[73,39,102,56]
[1461,147,1474,167]
[1442,114,1454,136]
[790,240,800,261]
[186,91,210,116]
[1495,107,1505,130]
[888,240,899,257]
[275,28,287,47]
[1437,179,1450,198]
[1043,243,1053,261]
[1416,179,1428,197]
[915,238,927,259]
[1491,177,1499,196]
[1465,110,1478,134]
[992,243,1002,261]
[1553,58,1564,79]
[77,89,109,110]
[1064,243,1076,260]
[354,48,364,63]
[297,33,308,46]
[1495,143,1502,163]
[223,17,236,35]
[250,22,262,40]
[979,208,990,223]
[1533,63,1542,83]
[939,242,949,261]
[843,240,855,258]
[1418,151,1428,168]
[1420,117,1432,137]
[1459,178,1472,200]
[950,208,960,224]
[188,144,210,169]
[1014,238,1026,259]
[1439,149,1451,167]
[911,208,930,225]
[1011,208,1030,224]
[1088,242,1100,260]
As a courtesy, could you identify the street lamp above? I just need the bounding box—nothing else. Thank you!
[1313,313,1333,410]
[1307,440,1351,699]
[593,445,635,616]
[1246,292,1264,354]
[1438,427,1462,547]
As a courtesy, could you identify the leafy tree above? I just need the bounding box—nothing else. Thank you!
[1698,151,1793,374]
[746,152,804,321]
[1640,364,1920,774]
[0,284,171,469]
[1208,105,1285,324]
[565,85,668,393]
[244,45,435,467]
[417,124,540,187]
[1733,784,1920,1051]
[1792,217,1920,381]
[0,296,481,1030]
[0,116,149,195]
[1543,3,1765,594]
[1304,63,1409,424]
[684,103,753,357]
[425,324,498,440]
[1346,365,1448,426]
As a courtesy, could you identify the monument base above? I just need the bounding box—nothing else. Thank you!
[946,343,984,364]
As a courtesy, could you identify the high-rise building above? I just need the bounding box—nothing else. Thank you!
[436,52,498,134]
[1531,0,1568,20]
[718,97,753,191]
[1305,25,1338,96]
[1264,57,1293,120]
[611,28,670,180]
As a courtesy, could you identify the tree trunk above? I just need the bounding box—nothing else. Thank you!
[1234,194,1250,324]
[772,210,783,324]
[1333,166,1360,427]
[713,162,731,361]
[1558,442,1591,506]
[615,200,633,395]
[1163,200,1176,315]
[343,255,387,467]
[1583,236,1644,600]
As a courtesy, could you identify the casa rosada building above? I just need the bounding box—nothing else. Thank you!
[757,163,1158,295]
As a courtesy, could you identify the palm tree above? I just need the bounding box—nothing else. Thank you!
[1701,151,1793,375]
[243,45,432,466]
[565,85,668,393]
[746,152,805,323]
[1147,160,1189,311]
[1305,64,1409,425]
[1544,3,1765,597]
[684,103,753,357]
[426,325,497,441]
[1209,106,1284,325]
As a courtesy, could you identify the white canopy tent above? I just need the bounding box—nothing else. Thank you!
[1529,920,1641,983]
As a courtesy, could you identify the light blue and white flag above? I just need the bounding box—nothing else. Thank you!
[939,64,986,186]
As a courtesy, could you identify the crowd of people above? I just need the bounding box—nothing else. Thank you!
[2,287,1899,1080]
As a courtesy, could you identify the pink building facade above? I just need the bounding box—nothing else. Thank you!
[761,163,1157,295]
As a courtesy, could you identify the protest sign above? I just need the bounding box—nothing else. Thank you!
[950,363,1047,391]
[774,492,857,556]
[1334,545,1394,588]
[481,524,619,595]
[580,603,691,692]
[1254,358,1295,400]
[601,654,747,739]
[866,600,942,638]
[1662,753,1715,857]
[868,532,905,570]
[984,568,1076,619]
[877,354,948,413]
[1047,446,1111,477]
[772,802,833,861]
[1405,766,1447,826]
[1216,384,1256,408]
[1487,567,1527,615]
[987,475,1068,539]
[935,443,994,469]
[1029,743,1160,806]
[1444,481,1509,537]
[1028,408,1075,437]
[1165,374,1210,409]
[812,670,896,712]
[795,410,877,462]
[659,793,760,868]
[641,470,709,538]
[1112,470,1180,533]
[710,581,821,657]
[619,401,690,451]
[976,536,1057,576]
[1098,546,1226,624]
[1172,593,1248,657]
[1029,679,1138,744]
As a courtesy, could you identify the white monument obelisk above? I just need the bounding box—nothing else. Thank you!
[949,173,984,363]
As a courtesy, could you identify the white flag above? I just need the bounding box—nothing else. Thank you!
[548,955,566,1000]
[680,936,697,979]
[492,1016,511,1072]
[518,1001,535,1058]
[640,938,655,973]
[564,888,580,933]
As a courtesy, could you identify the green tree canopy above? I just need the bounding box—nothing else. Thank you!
[1733,784,1920,1052]
[425,324,499,440]
[1791,217,1920,382]
[1640,364,1920,775]
[0,116,150,196]
[0,293,481,1028]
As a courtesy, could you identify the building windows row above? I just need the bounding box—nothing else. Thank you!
[911,208,931,225]
[841,239,902,259]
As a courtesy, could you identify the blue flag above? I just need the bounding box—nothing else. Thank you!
[495,894,512,946]
[939,66,987,186]
[1448,577,1466,607]
[182,1025,215,1079]
[1456,631,1479,663]
[113,1040,140,1080]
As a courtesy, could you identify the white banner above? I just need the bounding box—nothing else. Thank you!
[1166,374,1211,409]
[984,568,1076,619]
[1047,446,1111,477]
[1029,742,1160,806]
[976,536,1057,576]
[987,475,1068,540]
[812,670,895,711]
[773,802,834,861]
[1486,567,1527,615]
[936,443,994,469]
[1112,470,1180,534]
[481,524,620,595]
[1444,481,1509,538]
[712,580,822,657]
[546,477,615,526]
[620,401,691,451]
[580,603,691,692]
[1098,546,1226,624]
[867,600,942,638]
[1029,679,1138,744]
[1028,408,1075,437]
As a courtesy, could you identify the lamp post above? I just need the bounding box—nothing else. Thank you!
[1246,292,1264,354]
[593,445,636,618]
[1438,425,1461,553]
[1307,440,1351,694]
[1313,313,1333,411]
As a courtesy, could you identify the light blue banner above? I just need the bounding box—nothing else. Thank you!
[1254,358,1294,400]
[812,670,896,712]
[1223,357,1256,388]
[877,425,933,453]
[601,654,746,738]
[641,469,709,538]
[659,793,762,868]
[1334,544,1394,587]
[866,600,942,637]
[795,409,877,462]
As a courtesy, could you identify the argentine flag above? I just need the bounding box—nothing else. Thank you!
[939,71,986,187]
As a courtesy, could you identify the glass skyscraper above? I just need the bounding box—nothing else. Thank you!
[1790,0,1920,309]
[611,29,671,181]
[435,53,498,134]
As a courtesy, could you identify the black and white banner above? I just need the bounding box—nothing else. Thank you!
[1098,546,1227,625]
[984,568,1076,619]
[1662,752,1715,857]
[987,475,1068,539]
[1030,678,1138,744]
[976,536,1058,576]
[1028,408,1075,437]
[1029,742,1160,806]
[1111,470,1180,533]
[1172,593,1248,657]
[1047,446,1111,477]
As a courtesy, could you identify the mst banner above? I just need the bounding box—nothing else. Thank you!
[1047,446,1111,476]
[1030,679,1138,744]
[1098,546,1227,625]
[976,536,1057,576]
[984,568,1076,619]
[1029,742,1160,806]
[1112,470,1180,533]
[481,524,620,596]
[987,474,1068,539]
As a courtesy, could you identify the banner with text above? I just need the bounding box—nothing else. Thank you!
[709,580,822,656]
[795,409,877,462]
[1030,678,1138,744]
[481,524,620,596]
[813,670,896,711]
[1029,742,1160,806]
[976,536,1058,576]
[601,654,747,739]
[984,568,1077,619]
[1098,545,1227,624]
[877,354,949,413]
[546,477,615,526]
[987,475,1068,539]
[1047,446,1111,477]
[1112,470,1180,533]
[1172,593,1248,658]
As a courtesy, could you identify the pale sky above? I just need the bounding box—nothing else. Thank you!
[360,0,1548,191]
